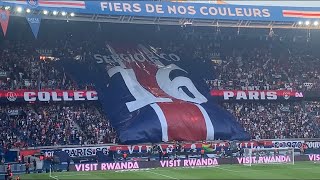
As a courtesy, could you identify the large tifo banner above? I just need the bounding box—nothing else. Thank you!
[0,90,98,102]
[3,1,320,22]
[211,90,304,101]
[57,44,250,144]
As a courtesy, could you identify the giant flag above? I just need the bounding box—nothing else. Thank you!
[57,44,250,144]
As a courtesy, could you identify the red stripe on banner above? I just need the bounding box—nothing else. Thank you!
[157,102,207,141]
[283,10,320,17]
[39,1,85,7]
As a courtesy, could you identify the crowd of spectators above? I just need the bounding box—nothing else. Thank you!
[0,42,73,90]
[0,106,26,150]
[223,102,320,139]
[0,103,117,149]
[0,40,97,91]
[204,38,320,92]
[71,104,117,144]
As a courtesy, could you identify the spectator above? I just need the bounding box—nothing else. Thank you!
[33,159,36,172]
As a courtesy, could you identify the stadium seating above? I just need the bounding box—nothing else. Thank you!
[0,103,117,149]
[1,20,320,148]
[223,102,320,139]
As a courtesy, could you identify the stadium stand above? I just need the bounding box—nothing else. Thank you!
[1,1,320,179]
[223,102,320,139]
[0,103,117,149]
[0,20,320,149]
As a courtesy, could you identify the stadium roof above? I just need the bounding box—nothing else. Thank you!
[8,9,311,30]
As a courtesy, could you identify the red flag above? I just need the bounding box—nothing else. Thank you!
[0,10,10,36]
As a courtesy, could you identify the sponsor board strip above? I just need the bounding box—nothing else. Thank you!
[57,154,320,172]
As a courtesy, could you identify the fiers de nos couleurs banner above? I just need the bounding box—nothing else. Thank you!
[2,1,320,22]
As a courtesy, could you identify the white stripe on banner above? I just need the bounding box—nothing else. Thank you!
[150,103,169,142]
[108,67,172,113]
[39,4,83,8]
[195,104,215,140]
[3,1,27,5]
[39,1,86,9]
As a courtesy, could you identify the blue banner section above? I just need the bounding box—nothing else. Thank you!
[92,1,275,21]
[54,44,250,144]
[2,1,320,21]
[26,14,41,38]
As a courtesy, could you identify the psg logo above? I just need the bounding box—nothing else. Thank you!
[283,91,291,100]
[6,92,17,102]
[27,0,39,8]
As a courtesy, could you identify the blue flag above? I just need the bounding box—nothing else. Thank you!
[26,15,41,38]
